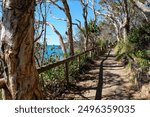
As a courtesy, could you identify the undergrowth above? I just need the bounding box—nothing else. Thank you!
[39,52,96,99]
[114,22,150,88]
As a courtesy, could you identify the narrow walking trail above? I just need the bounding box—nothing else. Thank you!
[63,50,141,100]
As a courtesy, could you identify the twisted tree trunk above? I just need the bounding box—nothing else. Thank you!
[0,0,42,99]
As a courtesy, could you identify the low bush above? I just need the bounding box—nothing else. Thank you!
[114,22,150,88]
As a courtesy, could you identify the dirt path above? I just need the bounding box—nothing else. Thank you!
[62,50,141,100]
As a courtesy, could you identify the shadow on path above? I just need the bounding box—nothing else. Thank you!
[53,49,141,100]
[95,50,111,100]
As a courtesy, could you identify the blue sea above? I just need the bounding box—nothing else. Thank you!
[44,45,64,60]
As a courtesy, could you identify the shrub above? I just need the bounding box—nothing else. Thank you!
[128,22,150,50]
[114,22,150,88]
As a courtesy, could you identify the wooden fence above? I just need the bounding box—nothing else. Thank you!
[37,48,96,84]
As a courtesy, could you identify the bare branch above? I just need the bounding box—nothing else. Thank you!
[131,0,150,13]
[34,29,44,42]
[75,19,82,27]
[47,22,67,55]
[34,2,45,42]
[50,12,82,32]
[34,54,41,67]
[48,0,65,11]
[50,12,67,21]
[36,20,67,55]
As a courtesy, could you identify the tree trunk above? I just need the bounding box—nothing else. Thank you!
[122,27,128,42]
[0,0,42,99]
[83,5,89,51]
[113,22,120,42]
[62,0,74,56]
[80,0,89,51]
[122,0,130,42]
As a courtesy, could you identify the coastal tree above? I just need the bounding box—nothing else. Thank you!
[0,0,42,99]
[34,0,67,66]
[88,0,137,42]
[80,0,89,51]
[49,0,74,56]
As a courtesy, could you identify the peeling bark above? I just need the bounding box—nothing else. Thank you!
[0,0,42,99]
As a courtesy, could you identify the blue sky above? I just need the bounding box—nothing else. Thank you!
[36,0,98,45]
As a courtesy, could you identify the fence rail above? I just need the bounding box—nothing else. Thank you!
[37,48,96,84]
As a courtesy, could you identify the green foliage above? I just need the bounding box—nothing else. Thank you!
[133,50,150,69]
[128,23,150,68]
[40,52,94,83]
[97,38,107,51]
[80,19,100,35]
[128,23,150,50]
[41,65,65,81]
[115,22,150,66]
[114,40,134,61]
[114,22,150,87]
[88,20,100,34]
[115,41,149,69]
[74,49,81,54]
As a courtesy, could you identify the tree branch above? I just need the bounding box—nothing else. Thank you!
[48,0,65,11]
[50,12,67,21]
[35,20,67,55]
[131,0,150,14]
[34,2,45,42]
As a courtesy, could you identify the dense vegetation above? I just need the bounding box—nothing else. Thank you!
[0,0,149,99]
[115,22,150,88]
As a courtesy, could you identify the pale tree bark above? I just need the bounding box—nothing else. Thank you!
[46,22,67,57]
[113,22,120,42]
[92,0,131,42]
[131,0,150,15]
[121,0,130,42]
[88,0,122,42]
[0,0,42,99]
